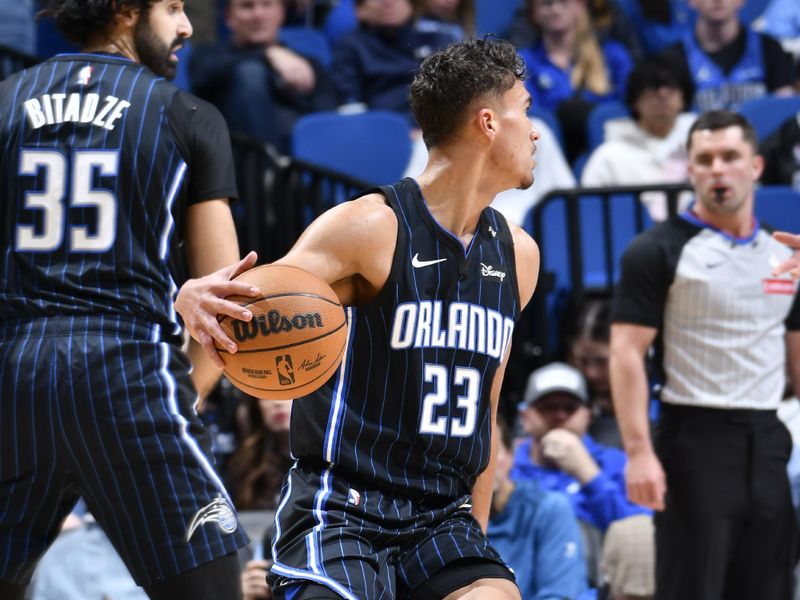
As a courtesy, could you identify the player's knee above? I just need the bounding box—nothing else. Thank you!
[442,578,521,600]
[0,579,27,600]
[144,552,241,600]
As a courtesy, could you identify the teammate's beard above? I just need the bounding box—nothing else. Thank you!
[134,17,181,80]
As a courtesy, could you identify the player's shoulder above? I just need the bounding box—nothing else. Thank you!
[314,192,398,239]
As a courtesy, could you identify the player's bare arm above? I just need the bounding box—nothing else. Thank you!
[609,322,665,510]
[773,231,800,279]
[175,199,261,368]
[470,225,539,530]
[181,199,257,397]
[274,193,398,306]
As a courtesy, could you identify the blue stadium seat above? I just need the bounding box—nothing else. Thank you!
[291,110,412,185]
[475,0,521,37]
[321,0,357,45]
[738,95,800,142]
[755,185,800,232]
[280,26,332,66]
[586,101,630,153]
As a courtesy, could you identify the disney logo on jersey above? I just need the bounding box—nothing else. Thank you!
[480,263,506,282]
[232,310,323,341]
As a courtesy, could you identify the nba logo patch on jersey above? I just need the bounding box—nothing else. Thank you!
[347,489,361,506]
[77,65,93,86]
[276,355,295,385]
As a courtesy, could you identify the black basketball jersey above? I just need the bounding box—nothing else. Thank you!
[0,53,236,334]
[290,178,521,499]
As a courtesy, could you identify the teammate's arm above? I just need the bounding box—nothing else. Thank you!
[471,225,539,530]
[609,322,664,510]
[181,199,257,398]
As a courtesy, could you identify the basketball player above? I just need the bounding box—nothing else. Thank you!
[0,1,260,598]
[177,38,541,599]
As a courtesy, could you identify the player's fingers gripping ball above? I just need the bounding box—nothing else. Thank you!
[216,264,348,400]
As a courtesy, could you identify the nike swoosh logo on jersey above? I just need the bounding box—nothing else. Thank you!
[412,253,447,268]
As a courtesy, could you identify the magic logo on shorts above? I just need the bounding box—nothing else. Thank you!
[185,496,237,542]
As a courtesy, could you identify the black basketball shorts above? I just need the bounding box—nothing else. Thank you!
[268,461,514,599]
[0,317,249,586]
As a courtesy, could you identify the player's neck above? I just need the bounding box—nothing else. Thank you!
[416,158,492,242]
[82,30,139,63]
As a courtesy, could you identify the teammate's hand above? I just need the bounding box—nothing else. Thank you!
[772,231,800,279]
[242,559,272,600]
[540,428,600,484]
[175,251,260,367]
[625,449,667,511]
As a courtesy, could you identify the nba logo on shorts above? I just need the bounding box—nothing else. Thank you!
[276,355,295,385]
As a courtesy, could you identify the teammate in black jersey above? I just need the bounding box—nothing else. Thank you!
[178,38,541,599]
[0,1,261,599]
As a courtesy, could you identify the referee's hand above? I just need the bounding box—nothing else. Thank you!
[773,231,800,280]
[625,449,666,511]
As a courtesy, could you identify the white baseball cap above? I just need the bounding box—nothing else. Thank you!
[523,362,589,407]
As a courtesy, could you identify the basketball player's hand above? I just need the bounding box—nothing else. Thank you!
[541,429,600,485]
[625,449,666,511]
[242,559,272,599]
[175,251,260,367]
[773,231,800,279]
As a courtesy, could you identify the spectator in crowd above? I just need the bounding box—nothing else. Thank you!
[759,110,800,189]
[661,0,795,112]
[27,501,146,600]
[414,0,474,40]
[599,514,655,600]
[760,0,800,58]
[330,0,457,124]
[518,0,634,162]
[513,362,651,583]
[610,110,800,599]
[616,0,695,57]
[565,299,625,450]
[189,0,338,153]
[489,419,589,600]
[226,397,292,511]
[581,56,696,221]
[508,0,642,61]
[0,0,36,56]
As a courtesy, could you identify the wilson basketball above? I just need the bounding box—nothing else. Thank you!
[216,264,348,400]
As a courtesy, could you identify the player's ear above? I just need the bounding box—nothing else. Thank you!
[477,107,497,140]
[113,0,142,27]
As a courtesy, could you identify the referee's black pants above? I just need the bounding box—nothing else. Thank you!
[654,403,797,600]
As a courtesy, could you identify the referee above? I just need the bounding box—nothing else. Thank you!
[610,110,800,600]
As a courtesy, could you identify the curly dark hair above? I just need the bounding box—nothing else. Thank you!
[38,0,154,45]
[410,37,526,148]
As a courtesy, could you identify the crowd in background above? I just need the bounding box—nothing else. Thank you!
[3,0,800,599]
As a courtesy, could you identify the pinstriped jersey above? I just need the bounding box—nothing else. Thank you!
[0,53,236,333]
[290,178,521,499]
